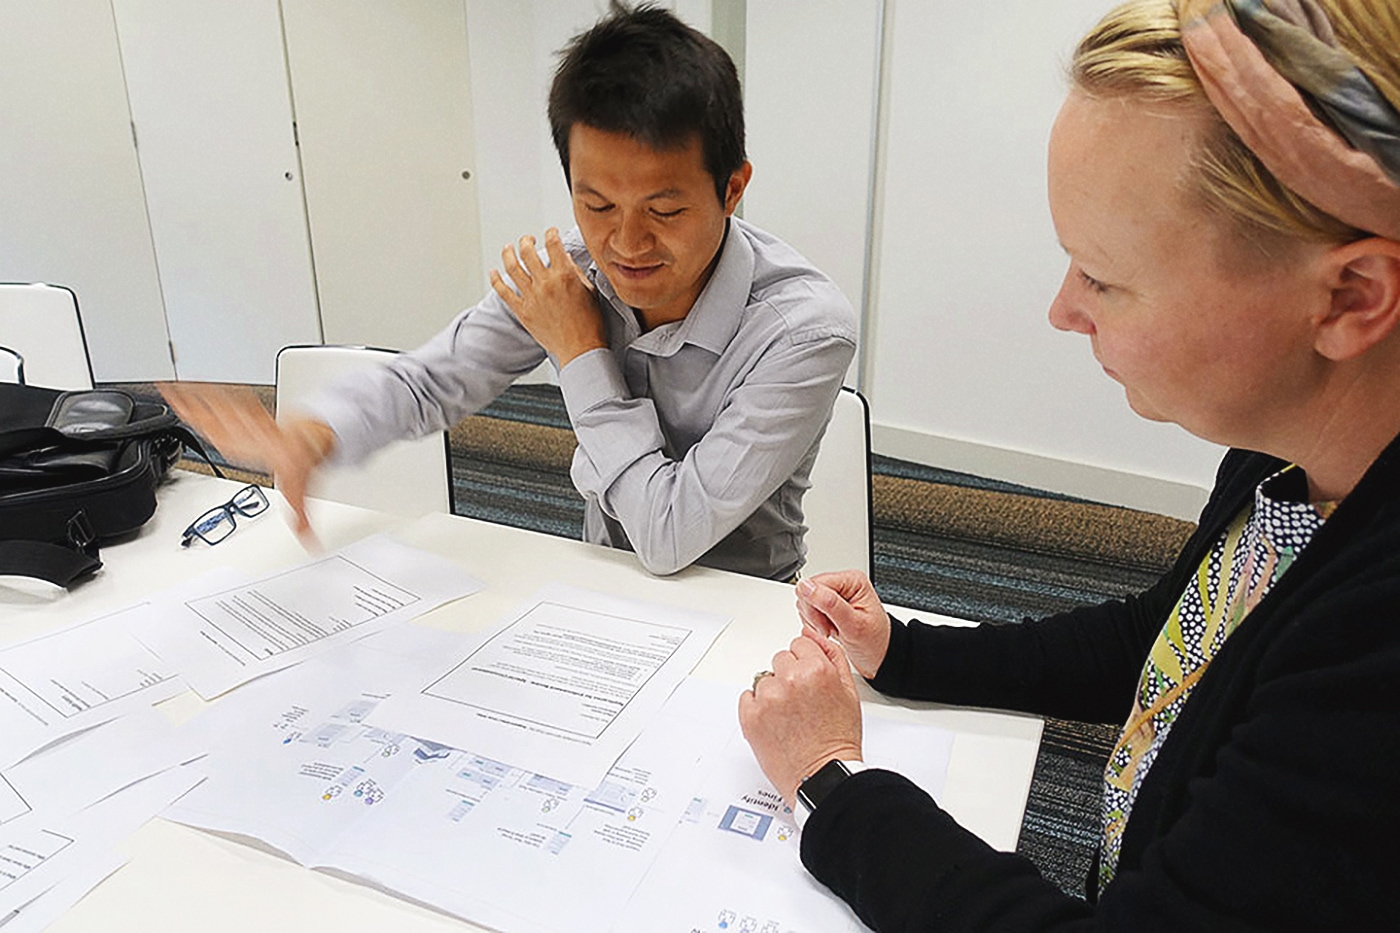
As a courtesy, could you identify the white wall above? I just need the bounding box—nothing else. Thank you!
[0,0,1230,517]
[743,0,882,365]
[864,0,1223,516]
[111,0,323,383]
[0,0,172,382]
[282,0,484,352]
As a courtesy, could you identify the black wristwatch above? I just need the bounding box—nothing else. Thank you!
[795,758,866,829]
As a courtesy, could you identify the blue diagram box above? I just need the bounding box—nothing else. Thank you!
[719,805,772,841]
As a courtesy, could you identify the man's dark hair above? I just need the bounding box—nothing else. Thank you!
[548,2,745,204]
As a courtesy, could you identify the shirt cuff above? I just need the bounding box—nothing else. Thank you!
[295,392,365,467]
[558,347,629,422]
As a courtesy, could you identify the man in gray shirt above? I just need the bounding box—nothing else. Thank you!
[165,4,856,580]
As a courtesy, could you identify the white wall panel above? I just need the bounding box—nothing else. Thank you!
[282,0,483,351]
[111,0,321,383]
[866,0,1223,515]
[0,0,172,381]
[744,0,882,361]
[464,0,546,288]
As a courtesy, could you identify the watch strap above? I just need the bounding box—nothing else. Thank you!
[795,759,865,829]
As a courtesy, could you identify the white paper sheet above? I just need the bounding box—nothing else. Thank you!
[332,679,735,933]
[613,711,955,933]
[0,762,204,917]
[165,624,483,864]
[0,711,201,920]
[0,708,201,842]
[136,534,484,698]
[369,583,732,788]
[165,637,956,933]
[0,606,184,770]
[164,630,734,933]
[0,850,125,933]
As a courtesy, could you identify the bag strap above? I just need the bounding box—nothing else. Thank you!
[0,513,102,587]
[167,424,225,479]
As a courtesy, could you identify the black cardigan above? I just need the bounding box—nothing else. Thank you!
[801,436,1400,931]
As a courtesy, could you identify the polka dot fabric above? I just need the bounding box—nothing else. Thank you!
[1098,467,1336,890]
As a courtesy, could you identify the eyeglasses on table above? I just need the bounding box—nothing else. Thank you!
[181,484,270,547]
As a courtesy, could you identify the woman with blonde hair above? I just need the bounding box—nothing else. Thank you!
[740,0,1400,927]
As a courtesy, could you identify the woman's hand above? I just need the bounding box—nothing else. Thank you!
[795,570,892,680]
[738,634,863,809]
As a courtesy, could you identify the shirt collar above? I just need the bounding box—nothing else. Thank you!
[588,218,753,357]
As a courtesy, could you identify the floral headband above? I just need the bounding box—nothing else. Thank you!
[1179,0,1400,240]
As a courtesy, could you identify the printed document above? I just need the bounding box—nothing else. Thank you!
[165,629,733,933]
[369,583,731,788]
[165,625,485,864]
[164,628,956,933]
[0,849,125,933]
[0,764,202,919]
[136,534,483,698]
[0,607,183,770]
[0,710,203,917]
[0,708,198,840]
[614,711,955,933]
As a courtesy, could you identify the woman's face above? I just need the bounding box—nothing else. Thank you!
[1046,92,1330,450]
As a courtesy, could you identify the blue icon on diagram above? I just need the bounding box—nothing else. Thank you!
[718,805,772,841]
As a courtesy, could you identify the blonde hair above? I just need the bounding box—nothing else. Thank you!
[1071,0,1400,247]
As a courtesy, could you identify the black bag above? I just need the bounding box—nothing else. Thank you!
[0,383,214,587]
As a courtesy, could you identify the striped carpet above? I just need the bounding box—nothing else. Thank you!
[120,381,1196,899]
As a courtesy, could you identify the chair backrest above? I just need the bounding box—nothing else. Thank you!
[803,386,873,578]
[0,283,94,390]
[275,344,453,516]
[0,346,23,384]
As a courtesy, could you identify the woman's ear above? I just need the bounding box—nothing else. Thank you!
[1314,238,1400,361]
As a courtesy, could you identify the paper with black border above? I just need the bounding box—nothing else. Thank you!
[135,534,483,699]
[368,583,731,788]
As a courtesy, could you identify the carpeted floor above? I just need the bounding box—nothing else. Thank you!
[115,380,1196,899]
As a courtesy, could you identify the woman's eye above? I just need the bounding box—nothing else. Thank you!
[1078,269,1109,294]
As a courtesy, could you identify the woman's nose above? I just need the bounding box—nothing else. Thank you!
[1048,274,1094,335]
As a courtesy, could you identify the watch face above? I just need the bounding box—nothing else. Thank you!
[797,759,852,813]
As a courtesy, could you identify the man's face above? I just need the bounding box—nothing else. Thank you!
[568,125,750,327]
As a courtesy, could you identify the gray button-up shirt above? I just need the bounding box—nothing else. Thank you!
[305,217,857,579]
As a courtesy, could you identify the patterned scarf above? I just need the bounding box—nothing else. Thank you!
[1231,0,1400,184]
[1180,0,1400,240]
[1099,466,1337,889]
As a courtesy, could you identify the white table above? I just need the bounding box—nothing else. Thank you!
[2,470,1042,932]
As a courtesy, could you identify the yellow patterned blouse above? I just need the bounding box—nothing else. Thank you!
[1099,466,1337,890]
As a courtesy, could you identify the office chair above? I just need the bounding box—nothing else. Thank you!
[275,344,453,516]
[0,283,94,390]
[0,346,23,384]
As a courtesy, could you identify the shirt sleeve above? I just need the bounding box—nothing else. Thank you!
[557,327,856,576]
[296,289,547,466]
